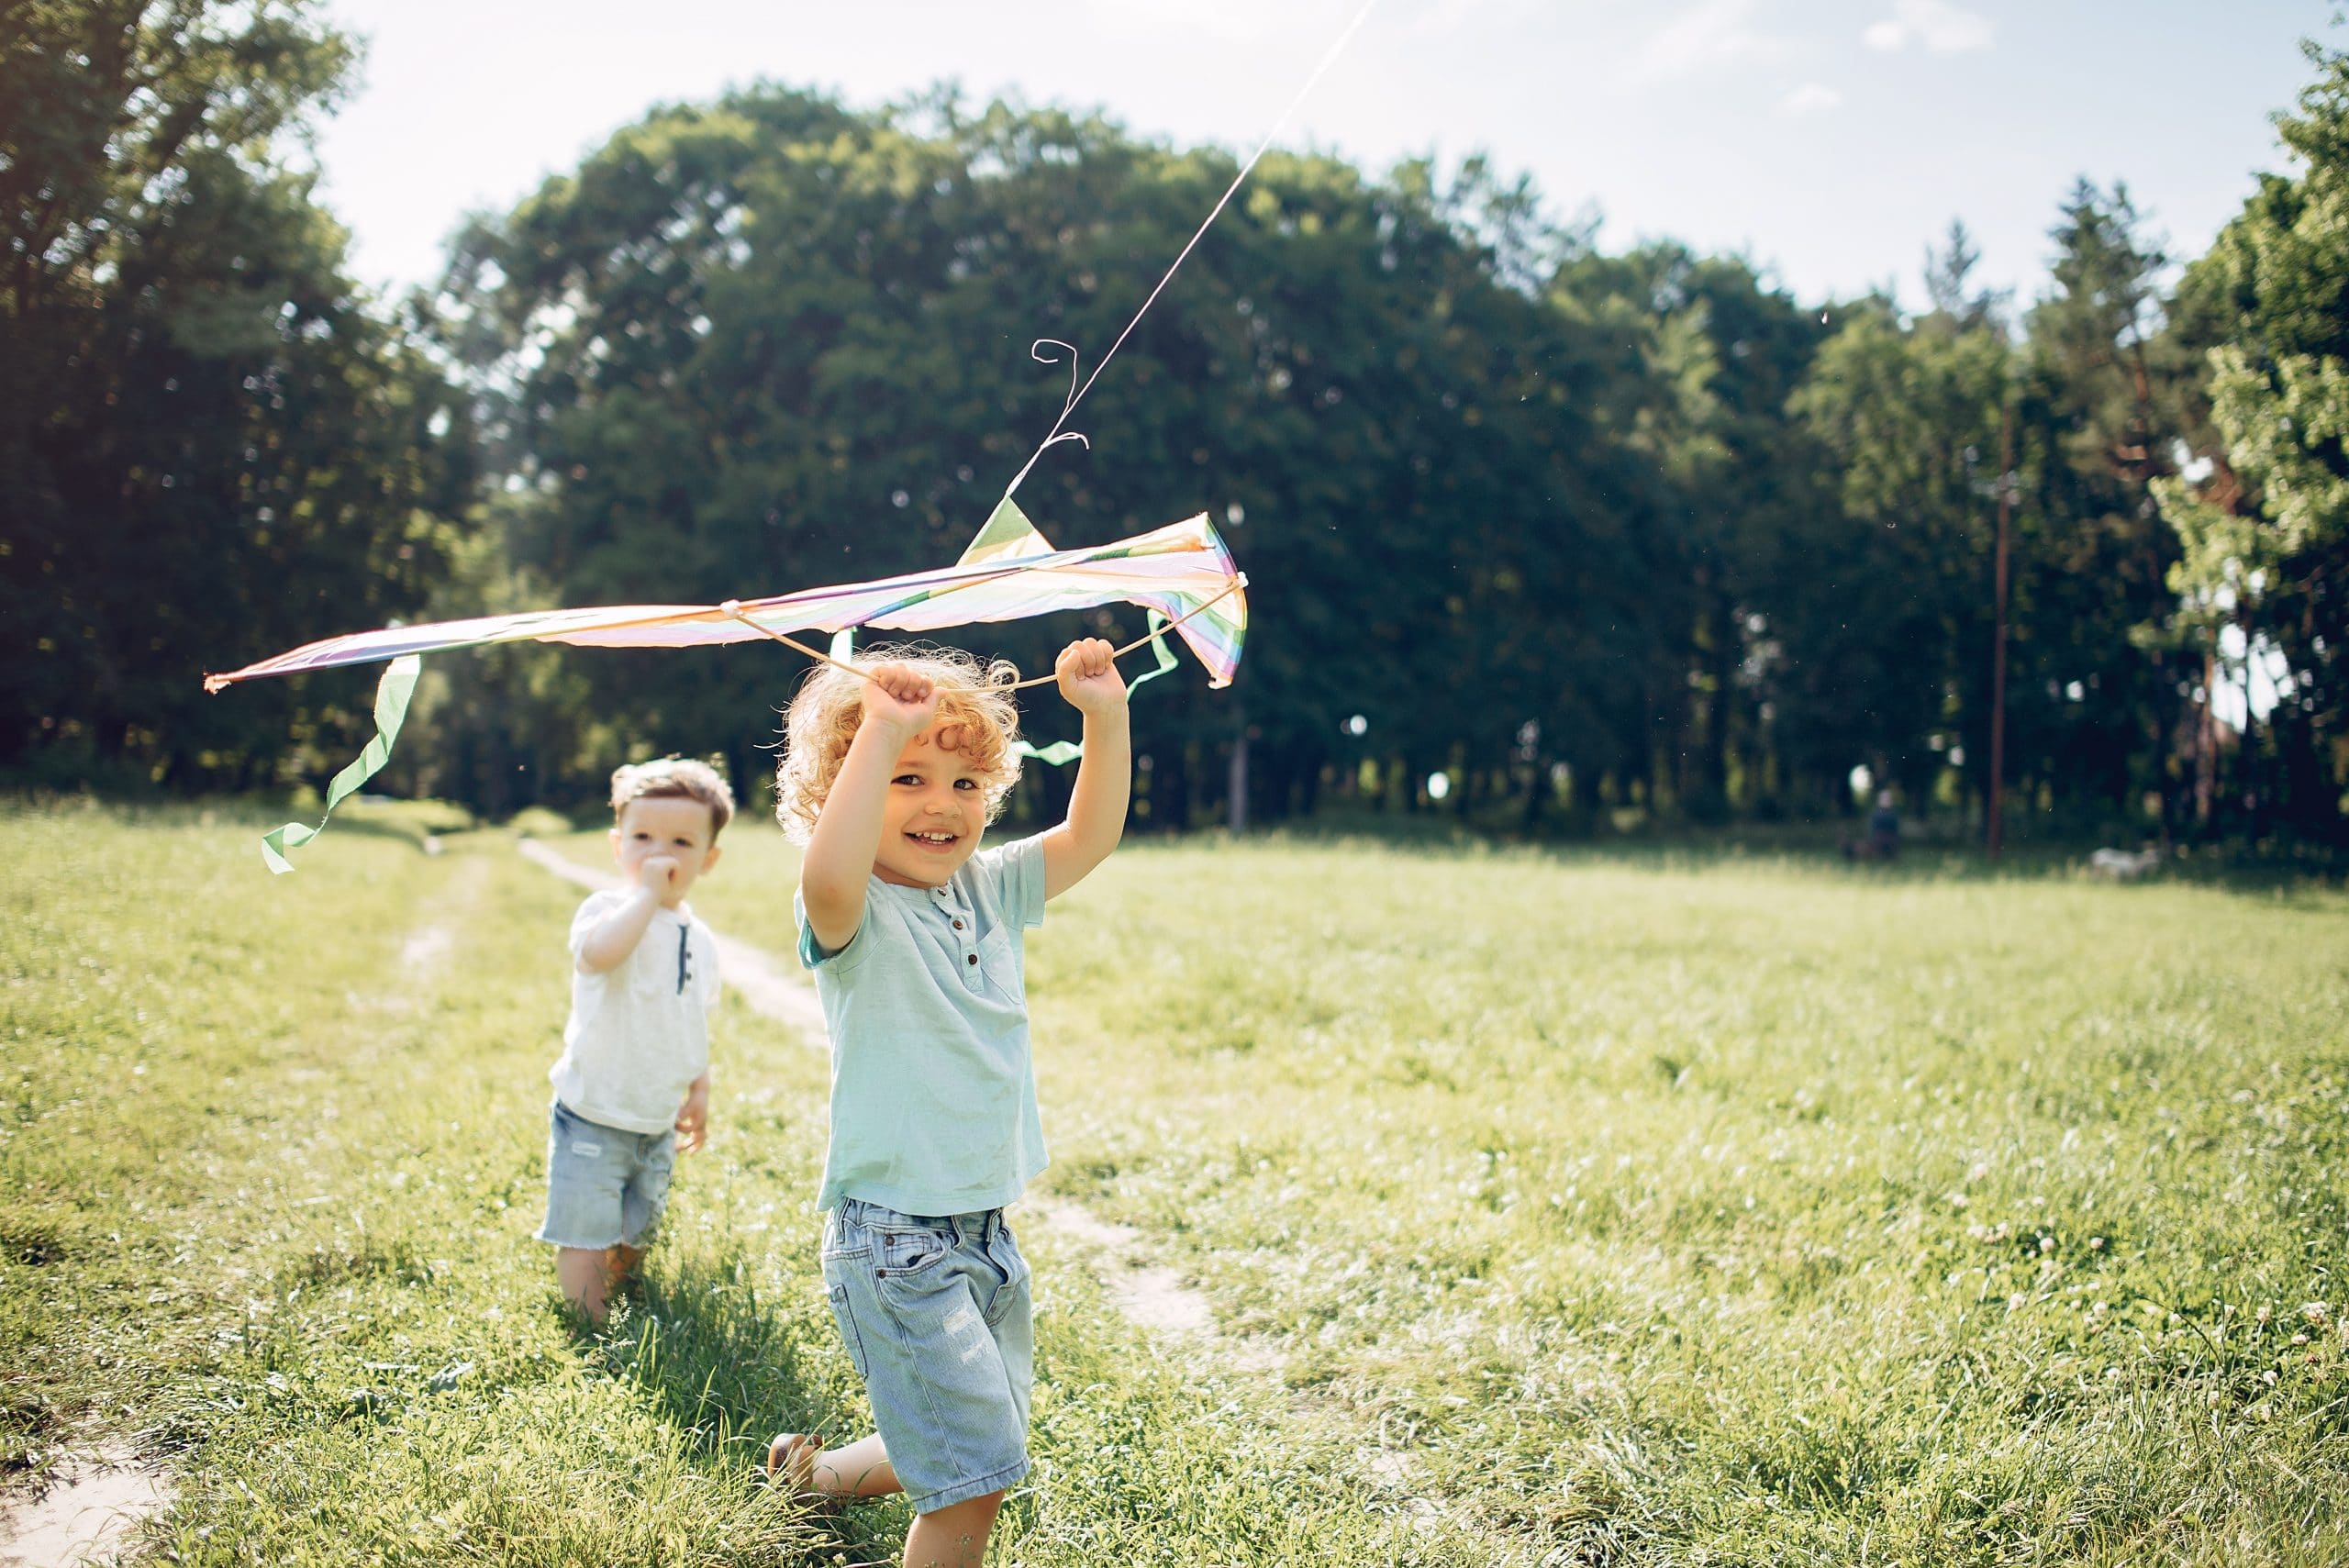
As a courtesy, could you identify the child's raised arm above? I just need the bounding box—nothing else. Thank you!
[799,664,940,951]
[1041,638,1130,900]
[577,861,672,973]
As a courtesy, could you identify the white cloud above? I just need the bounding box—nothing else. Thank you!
[1863,0,1994,55]
[1632,0,1792,83]
[1779,82,1843,117]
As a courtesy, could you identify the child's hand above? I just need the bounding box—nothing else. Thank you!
[1055,638,1126,716]
[860,662,941,739]
[638,853,682,896]
[674,1078,709,1154]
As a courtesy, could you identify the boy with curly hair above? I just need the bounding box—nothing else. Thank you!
[765,637,1127,1568]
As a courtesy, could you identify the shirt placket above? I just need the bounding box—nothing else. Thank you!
[931,884,981,988]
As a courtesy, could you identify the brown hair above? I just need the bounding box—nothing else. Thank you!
[774,644,1023,844]
[610,756,735,838]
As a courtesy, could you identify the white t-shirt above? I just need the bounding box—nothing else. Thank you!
[549,890,722,1136]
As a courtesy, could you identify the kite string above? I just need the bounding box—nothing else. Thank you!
[720,577,1241,690]
[998,0,1383,500]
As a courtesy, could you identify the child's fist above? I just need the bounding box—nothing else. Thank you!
[1055,639,1127,715]
[639,853,682,894]
[674,1079,709,1154]
[861,662,941,737]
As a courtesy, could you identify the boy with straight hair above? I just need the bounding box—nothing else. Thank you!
[536,757,731,1323]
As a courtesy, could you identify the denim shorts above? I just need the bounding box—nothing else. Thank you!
[821,1197,1033,1514]
[535,1099,676,1251]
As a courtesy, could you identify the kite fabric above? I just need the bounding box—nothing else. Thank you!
[206,501,1246,871]
[204,505,1245,693]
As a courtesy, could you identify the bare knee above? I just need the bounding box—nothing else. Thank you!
[906,1489,1003,1566]
[924,1488,1003,1520]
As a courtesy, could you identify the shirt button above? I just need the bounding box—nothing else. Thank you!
[952,918,964,929]
[966,952,978,965]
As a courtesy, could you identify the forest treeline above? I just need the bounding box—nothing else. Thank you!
[6,1,2344,846]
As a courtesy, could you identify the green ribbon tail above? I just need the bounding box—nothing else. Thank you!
[1014,613,1176,768]
[261,654,424,874]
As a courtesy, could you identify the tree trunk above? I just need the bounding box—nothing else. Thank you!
[1696,591,1733,823]
[2151,649,2176,848]
[2194,650,2218,836]
[1227,731,1249,833]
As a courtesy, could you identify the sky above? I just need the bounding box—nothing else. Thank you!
[310,0,2328,312]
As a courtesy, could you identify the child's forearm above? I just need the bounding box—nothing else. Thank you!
[576,885,662,972]
[1044,706,1130,897]
[800,718,908,942]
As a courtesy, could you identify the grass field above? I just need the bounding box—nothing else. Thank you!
[6,795,2349,1565]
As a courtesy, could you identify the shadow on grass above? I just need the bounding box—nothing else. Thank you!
[588,1246,907,1560]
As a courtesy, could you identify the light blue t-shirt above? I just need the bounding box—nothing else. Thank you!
[795,834,1050,1217]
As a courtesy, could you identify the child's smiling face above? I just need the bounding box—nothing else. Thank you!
[871,722,987,887]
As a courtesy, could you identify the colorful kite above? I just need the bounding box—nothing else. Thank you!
[206,502,1243,692]
[206,498,1247,871]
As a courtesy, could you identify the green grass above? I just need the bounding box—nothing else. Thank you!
[8,797,2349,1563]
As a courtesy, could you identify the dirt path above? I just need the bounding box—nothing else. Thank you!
[0,1448,173,1568]
[1,858,506,1567]
[397,856,487,980]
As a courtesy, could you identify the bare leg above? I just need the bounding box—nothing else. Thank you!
[903,1490,1003,1568]
[556,1246,610,1322]
[768,1432,901,1500]
[608,1242,646,1298]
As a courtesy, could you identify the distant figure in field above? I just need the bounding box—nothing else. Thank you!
[1843,789,1901,862]
[2089,846,2161,881]
[761,638,1128,1568]
[537,759,729,1323]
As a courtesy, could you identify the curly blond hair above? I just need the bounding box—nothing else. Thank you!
[610,755,735,837]
[774,643,1025,844]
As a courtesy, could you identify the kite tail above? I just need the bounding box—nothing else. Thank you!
[1012,611,1177,765]
[261,655,423,873]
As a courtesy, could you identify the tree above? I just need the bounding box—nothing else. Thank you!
[1789,302,2012,812]
[2018,180,2188,835]
[0,0,467,787]
[1924,217,2006,329]
[2157,39,2349,844]
[428,90,1664,828]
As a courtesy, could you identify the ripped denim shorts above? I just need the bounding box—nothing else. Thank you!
[821,1196,1033,1514]
[535,1098,675,1251]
